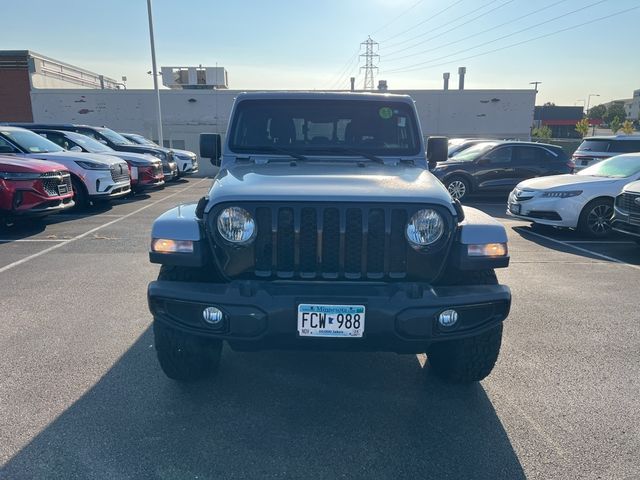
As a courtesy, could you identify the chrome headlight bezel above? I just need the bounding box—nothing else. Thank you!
[405,208,445,249]
[216,207,256,245]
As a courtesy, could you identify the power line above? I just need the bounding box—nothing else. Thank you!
[384,0,569,63]
[371,0,425,36]
[379,0,465,43]
[326,49,360,90]
[383,4,638,74]
[384,0,607,73]
[381,0,503,52]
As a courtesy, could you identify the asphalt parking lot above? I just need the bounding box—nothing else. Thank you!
[1,179,639,480]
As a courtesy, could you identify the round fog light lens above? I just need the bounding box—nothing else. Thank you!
[202,307,224,325]
[438,309,458,327]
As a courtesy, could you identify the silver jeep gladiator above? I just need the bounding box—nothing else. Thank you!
[147,92,511,384]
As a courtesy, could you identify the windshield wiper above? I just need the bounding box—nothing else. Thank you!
[323,147,385,165]
[254,146,308,162]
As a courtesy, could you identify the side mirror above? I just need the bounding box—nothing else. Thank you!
[200,133,222,167]
[426,136,448,170]
[98,139,108,145]
[69,146,82,152]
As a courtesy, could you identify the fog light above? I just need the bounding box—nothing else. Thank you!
[438,309,459,327]
[467,243,508,257]
[151,238,194,253]
[202,306,224,325]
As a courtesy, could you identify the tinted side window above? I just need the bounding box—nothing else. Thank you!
[0,136,18,153]
[611,140,640,154]
[577,140,610,152]
[39,132,67,149]
[514,146,543,164]
[484,147,512,164]
[77,129,101,141]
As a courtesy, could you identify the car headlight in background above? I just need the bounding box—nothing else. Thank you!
[541,190,582,198]
[217,207,256,244]
[0,171,42,180]
[74,160,110,170]
[406,209,445,247]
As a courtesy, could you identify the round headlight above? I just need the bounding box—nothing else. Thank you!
[406,209,445,247]
[217,207,256,244]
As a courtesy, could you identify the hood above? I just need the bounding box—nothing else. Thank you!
[172,149,196,159]
[0,156,67,173]
[27,151,127,167]
[206,162,453,209]
[114,144,170,156]
[102,151,160,166]
[622,180,640,194]
[516,174,619,191]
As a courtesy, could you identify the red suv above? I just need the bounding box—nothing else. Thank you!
[0,155,74,221]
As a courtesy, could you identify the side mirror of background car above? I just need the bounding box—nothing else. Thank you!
[426,136,448,170]
[69,146,82,152]
[200,133,222,167]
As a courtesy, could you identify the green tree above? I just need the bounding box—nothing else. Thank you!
[532,125,552,141]
[575,117,590,137]
[621,119,634,134]
[610,116,622,134]
[604,103,627,124]
[588,104,606,120]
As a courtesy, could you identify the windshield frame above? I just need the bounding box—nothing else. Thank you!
[228,98,422,157]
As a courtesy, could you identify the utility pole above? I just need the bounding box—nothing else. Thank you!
[360,36,379,91]
[147,0,163,147]
[530,81,542,132]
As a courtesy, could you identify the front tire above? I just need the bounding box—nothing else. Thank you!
[154,265,223,382]
[429,269,503,383]
[445,176,470,201]
[578,198,613,238]
[71,177,89,210]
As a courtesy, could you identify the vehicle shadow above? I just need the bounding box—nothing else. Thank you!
[1,329,525,479]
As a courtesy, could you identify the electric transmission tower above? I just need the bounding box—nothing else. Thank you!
[359,36,379,90]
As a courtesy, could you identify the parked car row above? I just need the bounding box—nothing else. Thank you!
[0,124,198,225]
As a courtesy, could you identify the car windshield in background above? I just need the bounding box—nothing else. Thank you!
[66,131,113,152]
[577,140,610,152]
[449,142,499,162]
[99,128,135,146]
[1,129,64,153]
[578,154,640,178]
[129,134,158,146]
[229,99,421,156]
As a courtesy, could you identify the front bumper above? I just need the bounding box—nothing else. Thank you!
[148,280,511,353]
[611,208,640,239]
[82,170,131,199]
[176,156,199,176]
[507,192,582,228]
[163,162,179,180]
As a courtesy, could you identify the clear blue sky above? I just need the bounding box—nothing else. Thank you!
[2,0,638,106]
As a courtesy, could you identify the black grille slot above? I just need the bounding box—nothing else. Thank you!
[389,210,407,275]
[367,209,385,276]
[277,208,295,275]
[322,208,340,276]
[299,208,317,274]
[345,209,362,276]
[254,207,272,275]
[617,193,640,215]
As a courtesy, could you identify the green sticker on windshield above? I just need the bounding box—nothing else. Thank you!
[379,107,393,120]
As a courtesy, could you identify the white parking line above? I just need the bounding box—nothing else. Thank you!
[0,178,209,275]
[0,239,70,243]
[515,227,640,271]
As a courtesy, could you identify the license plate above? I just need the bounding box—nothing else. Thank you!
[297,304,365,338]
[57,184,69,195]
[509,203,521,215]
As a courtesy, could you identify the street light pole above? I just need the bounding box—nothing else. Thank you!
[147,0,163,147]
[586,93,600,116]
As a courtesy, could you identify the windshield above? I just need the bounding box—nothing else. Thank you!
[66,131,114,152]
[127,133,158,146]
[229,99,421,156]
[449,142,499,162]
[99,128,135,145]
[578,154,640,178]
[0,129,64,153]
[577,139,611,152]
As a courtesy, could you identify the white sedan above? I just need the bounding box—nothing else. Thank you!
[507,153,640,237]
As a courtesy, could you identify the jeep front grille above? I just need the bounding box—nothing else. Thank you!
[616,193,640,215]
[40,171,72,197]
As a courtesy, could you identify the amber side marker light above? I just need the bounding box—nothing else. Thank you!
[467,243,508,257]
[151,238,194,253]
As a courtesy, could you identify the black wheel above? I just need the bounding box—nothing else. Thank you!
[429,268,503,383]
[153,320,222,382]
[445,176,470,201]
[70,177,89,210]
[578,198,614,238]
[154,265,223,382]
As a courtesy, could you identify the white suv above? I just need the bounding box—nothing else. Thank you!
[0,126,130,207]
[573,135,640,171]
